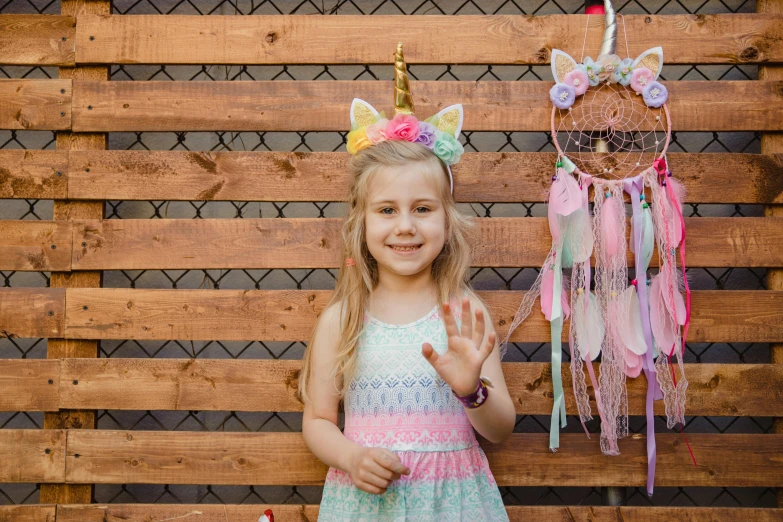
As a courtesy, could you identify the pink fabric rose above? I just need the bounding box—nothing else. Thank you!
[365,118,389,144]
[386,114,420,142]
[564,69,589,96]
[630,67,654,94]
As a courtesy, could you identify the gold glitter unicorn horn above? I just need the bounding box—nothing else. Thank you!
[393,43,415,116]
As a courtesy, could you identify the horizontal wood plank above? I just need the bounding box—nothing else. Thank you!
[0,80,71,131]
[0,15,75,66]
[55,504,783,522]
[0,150,69,199]
[2,287,779,343]
[0,220,73,271]
[0,359,59,412]
[0,505,56,522]
[70,80,783,132]
[57,358,783,417]
[0,150,774,204]
[0,288,65,339]
[65,217,783,270]
[70,14,783,66]
[0,429,65,483]
[61,430,783,486]
[58,289,783,343]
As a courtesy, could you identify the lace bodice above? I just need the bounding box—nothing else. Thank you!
[343,301,478,452]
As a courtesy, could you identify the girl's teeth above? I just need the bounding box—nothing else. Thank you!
[392,246,419,251]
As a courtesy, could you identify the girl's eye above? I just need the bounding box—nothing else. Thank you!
[380,208,395,215]
[415,206,430,213]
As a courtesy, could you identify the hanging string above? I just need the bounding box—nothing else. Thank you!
[620,14,630,58]
[580,14,590,62]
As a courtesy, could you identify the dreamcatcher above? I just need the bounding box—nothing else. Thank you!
[500,0,692,497]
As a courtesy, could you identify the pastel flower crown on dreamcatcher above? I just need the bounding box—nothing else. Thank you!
[346,43,465,193]
[549,46,667,110]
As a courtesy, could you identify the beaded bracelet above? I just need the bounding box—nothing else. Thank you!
[452,376,494,409]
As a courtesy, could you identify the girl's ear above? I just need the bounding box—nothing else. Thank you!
[350,98,380,130]
[425,104,464,140]
[551,49,578,84]
[632,47,664,80]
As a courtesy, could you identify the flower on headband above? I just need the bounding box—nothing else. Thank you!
[346,127,372,154]
[614,58,634,86]
[550,83,576,110]
[432,132,463,165]
[630,67,654,94]
[386,114,420,142]
[415,121,438,148]
[643,81,668,108]
[564,69,589,96]
[365,118,389,144]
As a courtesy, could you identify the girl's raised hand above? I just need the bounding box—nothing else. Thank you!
[421,296,496,397]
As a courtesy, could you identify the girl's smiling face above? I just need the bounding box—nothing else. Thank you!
[364,162,447,281]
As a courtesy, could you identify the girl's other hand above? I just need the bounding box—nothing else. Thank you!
[346,446,411,495]
[421,296,496,397]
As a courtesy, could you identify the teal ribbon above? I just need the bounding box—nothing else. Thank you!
[549,245,567,451]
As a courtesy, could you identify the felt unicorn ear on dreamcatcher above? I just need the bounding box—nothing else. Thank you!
[346,43,465,194]
[549,46,667,109]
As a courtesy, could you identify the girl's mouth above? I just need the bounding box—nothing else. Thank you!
[388,244,422,253]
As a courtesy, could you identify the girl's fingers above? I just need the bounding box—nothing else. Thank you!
[440,303,461,339]
[481,331,497,360]
[472,307,486,349]
[367,459,400,482]
[421,342,439,366]
[460,297,472,340]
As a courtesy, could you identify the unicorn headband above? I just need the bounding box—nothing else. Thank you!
[346,43,465,194]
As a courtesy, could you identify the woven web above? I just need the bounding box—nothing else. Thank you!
[552,83,670,180]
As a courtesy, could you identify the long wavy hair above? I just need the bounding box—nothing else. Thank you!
[297,140,482,407]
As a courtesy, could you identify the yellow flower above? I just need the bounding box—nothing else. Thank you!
[347,127,372,154]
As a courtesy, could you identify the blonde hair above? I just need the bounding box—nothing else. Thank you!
[297,140,482,406]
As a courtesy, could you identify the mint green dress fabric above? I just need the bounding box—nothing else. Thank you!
[317,300,509,521]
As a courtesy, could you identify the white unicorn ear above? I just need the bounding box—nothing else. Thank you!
[551,49,578,84]
[350,98,380,129]
[426,104,464,140]
[632,47,664,80]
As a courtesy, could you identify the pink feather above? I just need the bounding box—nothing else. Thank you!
[659,263,687,326]
[649,272,677,357]
[624,348,644,378]
[600,194,622,257]
[548,169,582,242]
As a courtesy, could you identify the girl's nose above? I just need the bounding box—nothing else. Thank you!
[395,213,416,234]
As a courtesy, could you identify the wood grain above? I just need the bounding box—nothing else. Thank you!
[0,288,65,339]
[0,150,776,204]
[0,80,71,130]
[54,504,783,522]
[0,15,75,66]
[60,430,783,486]
[0,505,56,522]
[70,80,783,132]
[64,217,783,270]
[54,358,783,417]
[0,220,73,271]
[57,288,783,343]
[68,14,783,65]
[0,360,59,412]
[0,429,65,483]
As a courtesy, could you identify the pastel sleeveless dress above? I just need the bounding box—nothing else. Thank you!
[318,300,509,522]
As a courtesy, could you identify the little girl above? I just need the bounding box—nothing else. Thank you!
[298,44,514,521]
